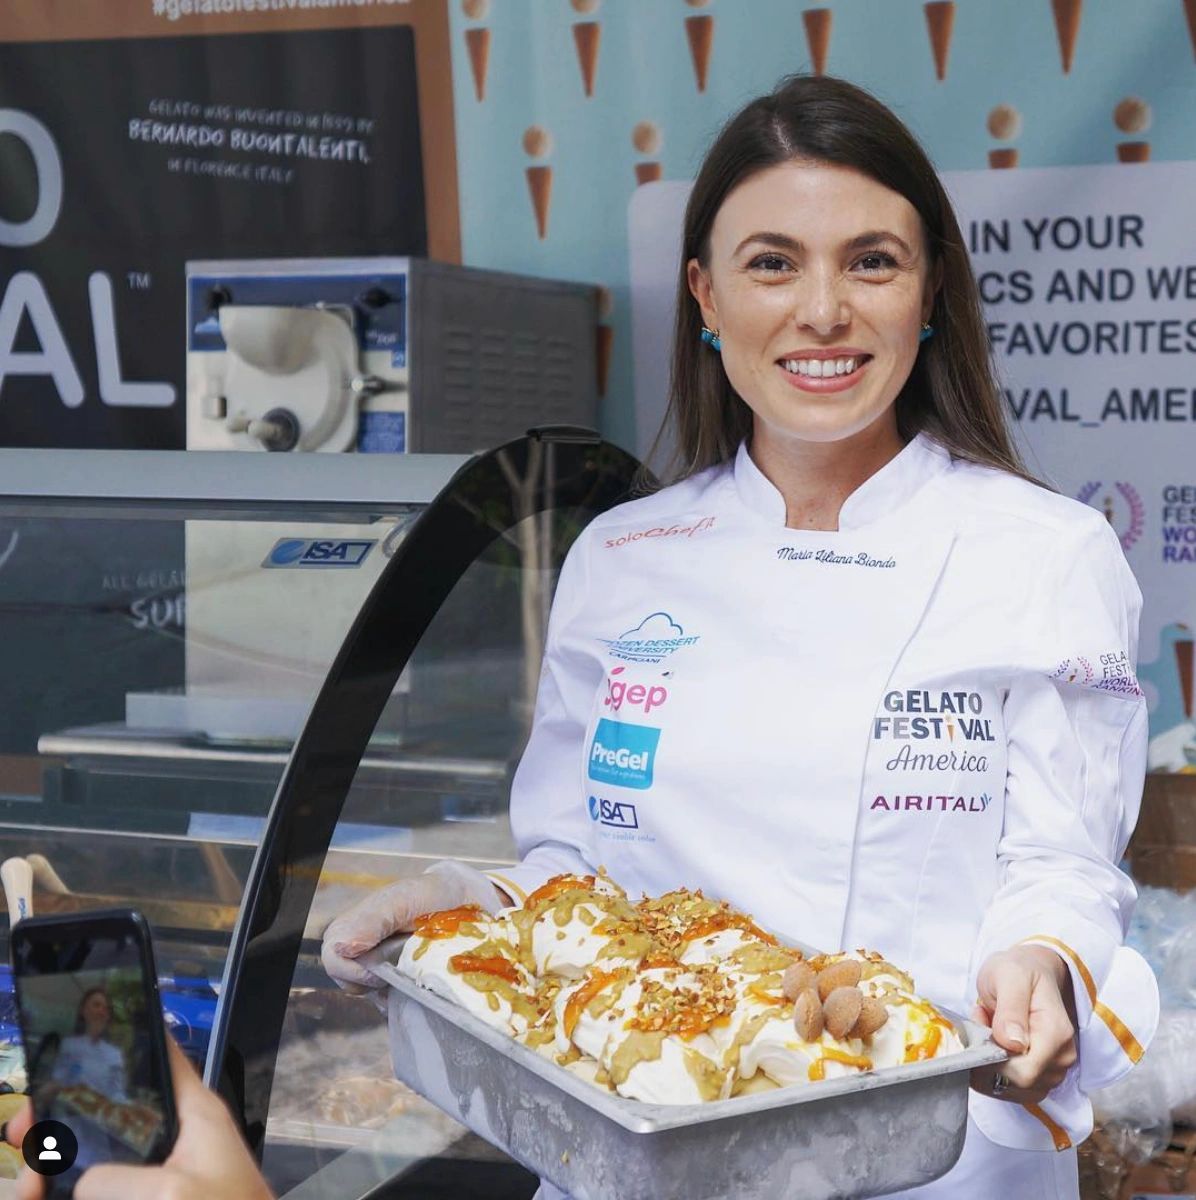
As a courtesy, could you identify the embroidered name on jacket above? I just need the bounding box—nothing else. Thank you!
[776,547,896,568]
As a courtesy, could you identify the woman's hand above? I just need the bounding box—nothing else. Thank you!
[6,1037,273,1200]
[970,944,1078,1105]
[321,860,507,994]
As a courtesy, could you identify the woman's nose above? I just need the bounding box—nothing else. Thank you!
[793,269,849,336]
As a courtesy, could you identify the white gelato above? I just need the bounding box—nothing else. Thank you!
[398,879,965,1105]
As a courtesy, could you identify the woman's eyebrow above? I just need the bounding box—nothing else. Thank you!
[733,230,914,256]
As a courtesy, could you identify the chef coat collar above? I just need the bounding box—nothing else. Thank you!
[731,432,951,531]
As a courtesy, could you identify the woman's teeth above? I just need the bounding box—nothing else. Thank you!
[781,357,859,378]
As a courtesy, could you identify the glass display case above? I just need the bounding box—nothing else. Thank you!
[0,431,640,1197]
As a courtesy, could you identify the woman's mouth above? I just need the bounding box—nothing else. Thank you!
[776,354,872,394]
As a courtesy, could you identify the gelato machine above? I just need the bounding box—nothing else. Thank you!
[0,430,640,1197]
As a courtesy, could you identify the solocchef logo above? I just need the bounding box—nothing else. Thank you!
[588,795,639,829]
[588,719,660,790]
[603,517,715,549]
[600,612,699,664]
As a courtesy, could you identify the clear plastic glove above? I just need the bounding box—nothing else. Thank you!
[321,860,506,994]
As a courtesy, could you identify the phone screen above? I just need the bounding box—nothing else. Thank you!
[12,912,177,1195]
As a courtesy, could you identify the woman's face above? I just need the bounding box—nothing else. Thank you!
[82,992,110,1034]
[687,159,938,448]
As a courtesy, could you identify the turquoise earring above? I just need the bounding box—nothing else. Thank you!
[700,325,722,352]
[919,322,935,343]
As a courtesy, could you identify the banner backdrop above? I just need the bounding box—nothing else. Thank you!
[3,0,1196,753]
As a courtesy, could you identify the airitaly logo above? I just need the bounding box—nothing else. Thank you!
[870,793,993,813]
[1076,481,1144,553]
[263,538,376,569]
[588,794,639,829]
[604,666,668,715]
[588,719,660,790]
[599,612,699,664]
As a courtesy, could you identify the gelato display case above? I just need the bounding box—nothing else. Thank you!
[0,431,640,1197]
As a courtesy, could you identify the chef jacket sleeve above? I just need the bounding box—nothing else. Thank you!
[484,533,600,906]
[968,516,1159,1153]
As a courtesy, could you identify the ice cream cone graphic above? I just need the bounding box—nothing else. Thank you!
[802,9,832,75]
[1114,96,1151,163]
[1051,0,1081,74]
[924,2,955,81]
[685,14,714,92]
[595,287,614,395]
[573,21,601,97]
[986,104,1021,169]
[1178,638,1195,719]
[523,126,553,239]
[464,28,491,101]
[1186,0,1196,60]
[596,325,614,394]
[632,121,663,186]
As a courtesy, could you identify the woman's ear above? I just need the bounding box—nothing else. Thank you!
[687,258,718,329]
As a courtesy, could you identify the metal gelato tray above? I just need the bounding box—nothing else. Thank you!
[371,958,1007,1200]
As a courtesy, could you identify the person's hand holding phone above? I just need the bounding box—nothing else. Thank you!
[6,1037,273,1200]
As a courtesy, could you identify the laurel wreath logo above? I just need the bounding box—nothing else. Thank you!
[1076,481,1145,553]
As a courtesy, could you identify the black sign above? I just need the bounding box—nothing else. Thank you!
[0,27,426,447]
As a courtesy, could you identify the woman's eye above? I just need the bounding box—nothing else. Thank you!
[855,252,898,273]
[748,253,790,273]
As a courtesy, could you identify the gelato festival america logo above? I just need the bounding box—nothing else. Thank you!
[588,719,660,790]
[870,793,993,814]
[600,612,699,664]
[872,690,996,744]
[588,794,639,829]
[1076,481,1144,553]
[604,667,669,715]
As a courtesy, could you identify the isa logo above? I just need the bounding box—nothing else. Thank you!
[588,795,639,829]
[588,719,660,790]
[263,539,376,569]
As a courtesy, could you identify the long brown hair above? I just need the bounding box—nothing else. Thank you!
[652,74,1038,486]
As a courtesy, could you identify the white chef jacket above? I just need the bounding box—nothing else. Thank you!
[488,433,1158,1193]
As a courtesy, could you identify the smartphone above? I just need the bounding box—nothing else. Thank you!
[11,909,179,1197]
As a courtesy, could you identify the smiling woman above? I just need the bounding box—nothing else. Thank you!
[664,74,1032,525]
[322,73,1157,1200]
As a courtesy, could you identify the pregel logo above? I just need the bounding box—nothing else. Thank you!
[588,719,661,790]
[263,538,375,569]
[603,517,715,549]
[600,612,699,664]
[604,666,669,715]
[588,794,639,829]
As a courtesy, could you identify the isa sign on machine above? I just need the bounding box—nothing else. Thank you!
[263,538,376,569]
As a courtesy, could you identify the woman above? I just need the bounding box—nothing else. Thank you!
[323,75,1157,1197]
[47,989,127,1104]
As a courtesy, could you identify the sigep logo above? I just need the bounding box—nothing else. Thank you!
[604,666,668,715]
[588,794,639,829]
[588,719,660,790]
[599,612,699,664]
[263,538,376,569]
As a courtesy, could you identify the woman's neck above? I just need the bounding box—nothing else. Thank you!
[750,418,905,531]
